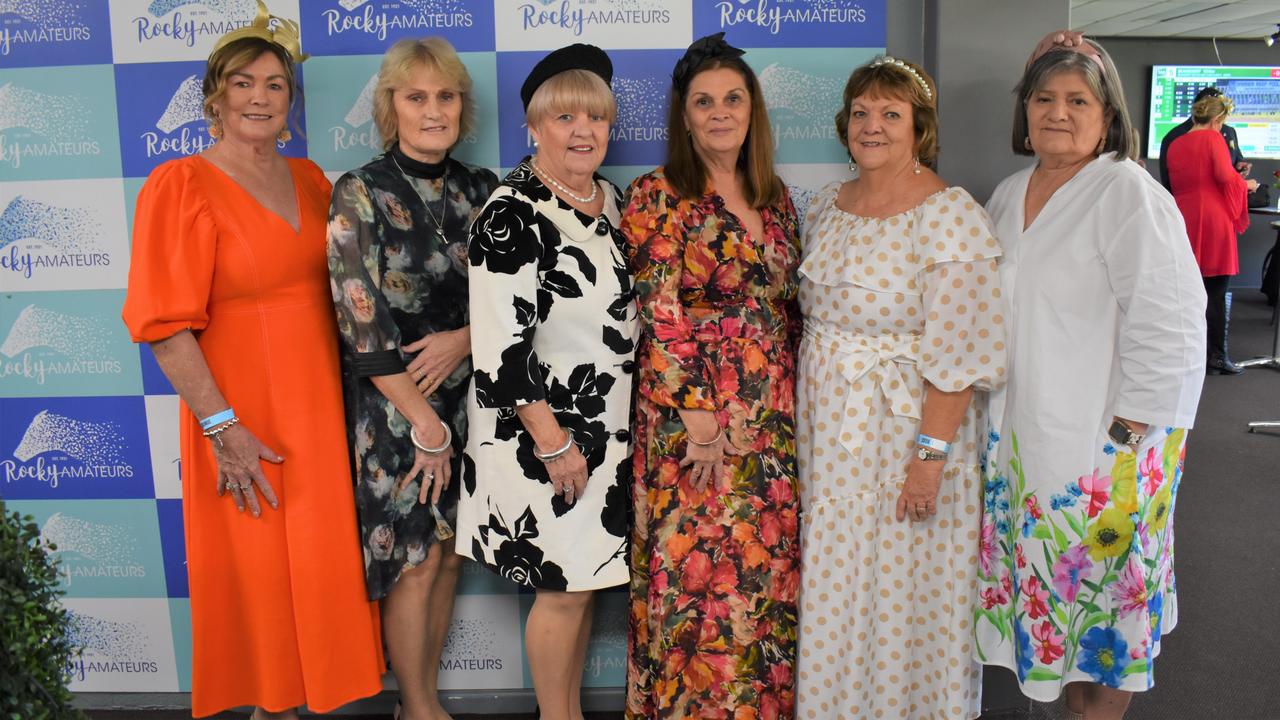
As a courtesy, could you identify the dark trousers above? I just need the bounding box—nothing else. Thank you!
[1204,274,1232,359]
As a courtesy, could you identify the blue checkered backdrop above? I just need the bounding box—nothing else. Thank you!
[0,0,886,694]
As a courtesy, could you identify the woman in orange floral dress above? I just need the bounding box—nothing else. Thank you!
[622,33,801,719]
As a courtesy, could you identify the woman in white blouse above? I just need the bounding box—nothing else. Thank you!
[973,37,1206,720]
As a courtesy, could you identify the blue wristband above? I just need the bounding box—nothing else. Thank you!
[916,433,952,454]
[199,408,236,431]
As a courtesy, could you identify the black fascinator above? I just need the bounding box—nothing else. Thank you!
[671,32,746,93]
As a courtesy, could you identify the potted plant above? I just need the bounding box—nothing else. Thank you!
[1,499,85,720]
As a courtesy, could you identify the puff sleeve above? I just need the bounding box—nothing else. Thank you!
[622,173,718,412]
[326,172,406,377]
[916,189,1008,393]
[122,160,217,343]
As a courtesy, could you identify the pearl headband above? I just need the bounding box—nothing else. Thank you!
[869,56,932,101]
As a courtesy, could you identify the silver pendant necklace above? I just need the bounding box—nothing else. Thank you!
[531,157,598,204]
[391,152,448,241]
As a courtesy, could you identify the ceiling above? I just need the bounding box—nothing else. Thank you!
[1072,0,1279,38]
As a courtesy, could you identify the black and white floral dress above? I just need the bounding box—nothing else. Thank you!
[327,148,497,600]
[458,158,638,591]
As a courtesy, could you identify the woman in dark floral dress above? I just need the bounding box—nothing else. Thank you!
[326,37,496,720]
[622,34,801,720]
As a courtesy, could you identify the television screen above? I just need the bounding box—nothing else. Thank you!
[1148,65,1280,159]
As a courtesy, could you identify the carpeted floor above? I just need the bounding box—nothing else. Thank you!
[86,294,1280,720]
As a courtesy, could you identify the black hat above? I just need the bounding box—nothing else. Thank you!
[520,43,613,111]
[1194,85,1224,102]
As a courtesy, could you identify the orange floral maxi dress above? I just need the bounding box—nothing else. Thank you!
[122,156,384,716]
[622,169,801,720]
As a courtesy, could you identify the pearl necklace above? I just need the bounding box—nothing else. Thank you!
[531,157,598,204]
[390,152,449,240]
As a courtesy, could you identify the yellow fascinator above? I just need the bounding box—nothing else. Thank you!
[209,0,309,64]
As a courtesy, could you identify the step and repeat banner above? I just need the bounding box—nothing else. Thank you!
[0,0,885,696]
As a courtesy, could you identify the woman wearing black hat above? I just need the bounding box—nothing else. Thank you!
[456,43,638,720]
[621,33,801,719]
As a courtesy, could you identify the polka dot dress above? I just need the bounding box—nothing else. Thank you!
[794,183,1006,719]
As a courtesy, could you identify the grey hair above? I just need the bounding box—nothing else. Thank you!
[1010,40,1139,160]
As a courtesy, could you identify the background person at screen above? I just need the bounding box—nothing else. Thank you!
[326,36,498,720]
[457,43,638,720]
[974,38,1206,720]
[1159,86,1251,190]
[121,7,383,719]
[1166,92,1259,376]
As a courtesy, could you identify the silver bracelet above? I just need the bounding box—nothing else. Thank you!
[535,429,575,462]
[410,421,452,454]
[687,427,723,447]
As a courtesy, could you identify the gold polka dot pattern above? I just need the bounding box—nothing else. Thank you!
[794,183,1007,719]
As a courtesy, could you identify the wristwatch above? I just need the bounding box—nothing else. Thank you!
[1108,419,1144,448]
[916,447,947,462]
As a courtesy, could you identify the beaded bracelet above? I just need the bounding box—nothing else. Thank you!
[202,417,240,449]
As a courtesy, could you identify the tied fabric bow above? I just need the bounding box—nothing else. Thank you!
[805,325,921,459]
[672,32,745,92]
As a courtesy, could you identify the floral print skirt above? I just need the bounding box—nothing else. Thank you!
[974,426,1185,700]
[625,400,801,720]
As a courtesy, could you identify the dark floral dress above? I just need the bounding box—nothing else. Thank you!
[457,159,639,592]
[327,148,497,600]
[622,168,802,719]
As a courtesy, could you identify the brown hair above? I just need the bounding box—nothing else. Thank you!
[1191,94,1232,125]
[1010,40,1139,160]
[374,36,476,152]
[202,37,298,130]
[835,58,939,165]
[664,57,784,209]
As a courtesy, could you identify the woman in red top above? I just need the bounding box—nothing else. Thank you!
[1166,93,1260,374]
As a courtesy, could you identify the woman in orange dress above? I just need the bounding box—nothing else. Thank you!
[121,10,384,719]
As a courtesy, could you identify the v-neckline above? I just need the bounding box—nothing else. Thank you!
[708,192,769,250]
[195,154,303,235]
[1017,155,1102,235]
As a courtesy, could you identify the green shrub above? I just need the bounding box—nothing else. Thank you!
[0,499,85,720]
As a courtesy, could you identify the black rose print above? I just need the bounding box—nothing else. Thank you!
[469,194,542,275]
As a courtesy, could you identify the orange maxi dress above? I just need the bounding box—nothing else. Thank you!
[122,155,385,717]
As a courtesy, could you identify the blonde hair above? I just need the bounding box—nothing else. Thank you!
[835,57,939,166]
[202,37,297,128]
[1191,95,1232,125]
[524,69,617,127]
[374,36,475,152]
